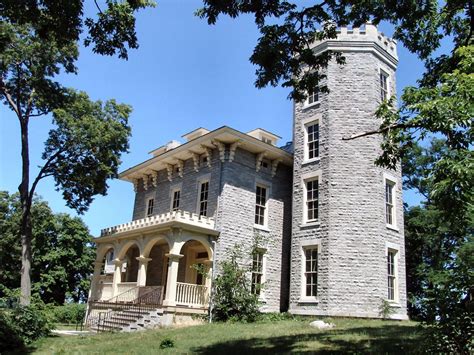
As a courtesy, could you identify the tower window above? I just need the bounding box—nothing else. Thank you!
[306,179,319,222]
[385,180,395,226]
[198,181,209,216]
[304,247,318,297]
[387,249,397,301]
[380,70,389,101]
[307,85,319,105]
[146,198,154,216]
[171,189,180,211]
[305,122,319,160]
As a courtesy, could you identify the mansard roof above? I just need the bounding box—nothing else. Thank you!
[119,125,293,184]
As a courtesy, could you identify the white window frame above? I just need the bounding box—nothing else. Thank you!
[302,115,321,164]
[380,69,389,102]
[254,184,268,227]
[385,242,399,303]
[254,180,271,231]
[146,197,154,217]
[169,184,182,212]
[299,239,321,303]
[251,249,266,298]
[304,83,320,108]
[301,170,321,226]
[196,175,211,217]
[384,173,398,231]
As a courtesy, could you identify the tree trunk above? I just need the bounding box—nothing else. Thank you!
[19,118,32,306]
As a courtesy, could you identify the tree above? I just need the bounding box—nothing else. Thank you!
[0,192,96,305]
[0,1,153,304]
[402,140,473,353]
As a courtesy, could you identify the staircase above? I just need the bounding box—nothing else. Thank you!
[85,286,164,333]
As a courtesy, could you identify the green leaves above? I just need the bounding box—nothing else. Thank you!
[43,91,132,214]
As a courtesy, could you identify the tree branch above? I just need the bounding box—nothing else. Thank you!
[27,150,63,208]
[0,78,21,117]
[342,122,418,140]
[94,0,103,14]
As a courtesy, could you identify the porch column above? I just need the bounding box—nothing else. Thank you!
[203,260,213,301]
[136,256,152,287]
[163,253,183,306]
[112,259,124,297]
[90,261,104,301]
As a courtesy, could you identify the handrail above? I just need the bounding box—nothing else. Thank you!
[106,285,139,303]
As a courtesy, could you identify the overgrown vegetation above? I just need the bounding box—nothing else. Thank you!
[211,244,261,322]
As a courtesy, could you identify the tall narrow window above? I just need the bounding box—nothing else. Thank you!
[251,251,264,295]
[305,248,318,297]
[255,185,267,225]
[307,85,319,105]
[146,198,154,216]
[198,181,209,216]
[385,180,395,225]
[172,189,180,211]
[380,70,389,101]
[306,122,319,160]
[387,250,397,300]
[306,179,319,222]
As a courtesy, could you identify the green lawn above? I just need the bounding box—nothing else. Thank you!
[30,318,425,354]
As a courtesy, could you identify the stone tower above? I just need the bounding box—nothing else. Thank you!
[289,24,407,319]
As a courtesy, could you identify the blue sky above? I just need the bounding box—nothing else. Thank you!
[0,1,432,236]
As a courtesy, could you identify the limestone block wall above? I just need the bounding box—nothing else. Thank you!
[214,148,292,312]
[132,149,221,220]
[289,27,407,319]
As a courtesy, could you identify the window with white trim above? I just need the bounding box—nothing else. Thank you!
[305,179,319,222]
[387,249,397,301]
[171,189,181,211]
[251,250,264,295]
[198,181,209,216]
[304,247,318,297]
[307,84,319,106]
[380,70,389,101]
[305,121,319,160]
[385,179,395,226]
[146,198,154,216]
[255,185,267,226]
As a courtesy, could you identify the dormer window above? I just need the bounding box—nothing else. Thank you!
[262,137,272,144]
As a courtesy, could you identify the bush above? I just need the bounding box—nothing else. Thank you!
[46,303,87,324]
[0,305,52,351]
[212,245,261,322]
[159,338,175,349]
[0,311,24,351]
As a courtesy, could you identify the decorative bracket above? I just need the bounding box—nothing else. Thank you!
[132,178,139,192]
[191,152,200,172]
[201,146,212,168]
[256,152,267,172]
[212,140,226,162]
[166,164,173,181]
[143,175,149,190]
[271,159,282,177]
[229,141,241,162]
[151,171,159,187]
[176,160,184,178]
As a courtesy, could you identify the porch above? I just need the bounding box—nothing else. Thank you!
[89,211,218,312]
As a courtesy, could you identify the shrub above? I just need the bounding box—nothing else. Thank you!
[11,306,52,344]
[212,245,261,322]
[47,303,87,324]
[0,310,24,351]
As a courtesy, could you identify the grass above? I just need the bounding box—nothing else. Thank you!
[29,317,425,354]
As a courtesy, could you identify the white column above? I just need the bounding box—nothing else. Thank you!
[163,253,183,306]
[136,256,152,287]
[90,261,104,301]
[112,259,124,297]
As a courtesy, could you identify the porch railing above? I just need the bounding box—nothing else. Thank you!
[176,282,208,307]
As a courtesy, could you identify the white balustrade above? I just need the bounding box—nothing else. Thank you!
[100,210,215,237]
[175,282,209,307]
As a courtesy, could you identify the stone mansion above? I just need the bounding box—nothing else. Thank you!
[88,24,407,329]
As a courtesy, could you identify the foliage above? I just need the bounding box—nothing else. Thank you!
[212,244,261,322]
[45,304,87,325]
[378,299,396,320]
[0,306,52,350]
[0,191,96,304]
[159,337,175,349]
[403,140,473,353]
[0,310,24,351]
